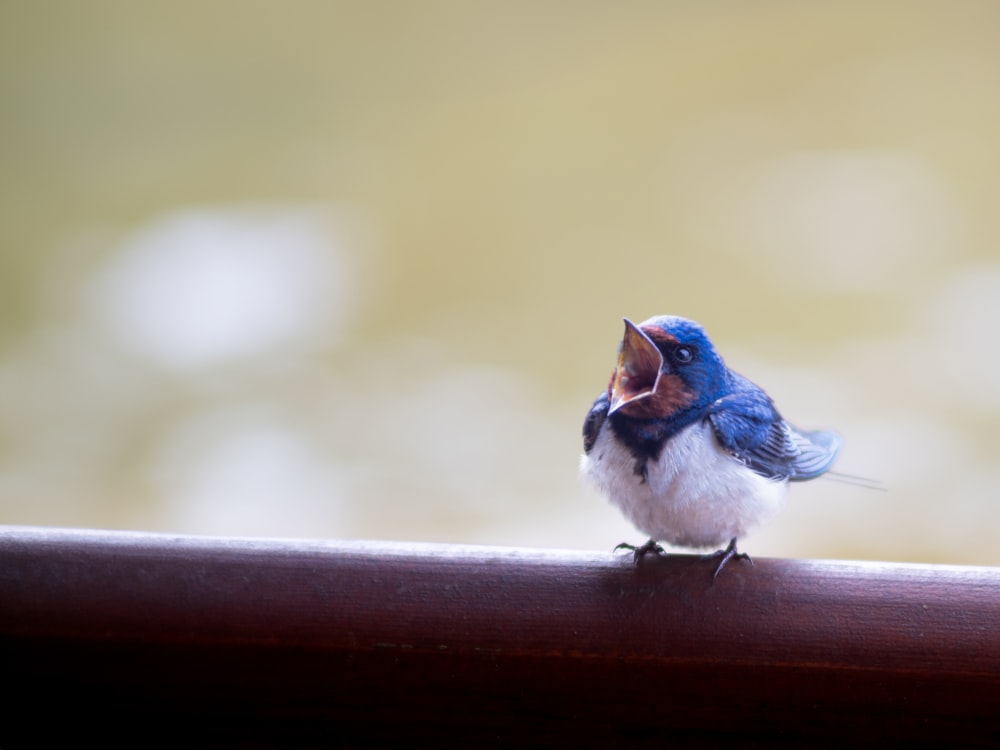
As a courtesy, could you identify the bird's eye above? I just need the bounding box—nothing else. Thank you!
[673,346,694,364]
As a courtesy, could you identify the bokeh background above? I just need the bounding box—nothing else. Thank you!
[2,1,999,564]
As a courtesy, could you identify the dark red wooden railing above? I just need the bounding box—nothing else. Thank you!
[2,525,999,747]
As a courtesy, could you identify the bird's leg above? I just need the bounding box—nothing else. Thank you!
[614,538,666,563]
[704,537,753,580]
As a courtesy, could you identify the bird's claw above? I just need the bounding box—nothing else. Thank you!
[704,537,753,581]
[614,539,666,563]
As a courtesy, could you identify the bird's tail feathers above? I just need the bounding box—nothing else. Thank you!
[823,471,887,491]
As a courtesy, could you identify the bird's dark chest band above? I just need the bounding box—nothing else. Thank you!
[608,412,685,463]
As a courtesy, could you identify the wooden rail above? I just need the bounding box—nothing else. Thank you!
[2,525,999,747]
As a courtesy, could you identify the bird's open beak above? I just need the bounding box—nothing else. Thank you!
[608,318,664,415]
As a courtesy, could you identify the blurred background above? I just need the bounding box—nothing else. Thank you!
[1,1,998,564]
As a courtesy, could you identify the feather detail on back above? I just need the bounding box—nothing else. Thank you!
[706,374,841,482]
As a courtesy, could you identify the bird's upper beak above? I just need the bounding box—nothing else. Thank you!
[608,318,664,415]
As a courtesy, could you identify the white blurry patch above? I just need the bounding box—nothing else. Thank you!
[839,415,968,490]
[89,208,352,371]
[329,339,577,517]
[150,409,351,537]
[747,151,960,291]
[917,265,1000,409]
[0,204,365,533]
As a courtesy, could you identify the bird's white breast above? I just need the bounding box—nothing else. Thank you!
[581,419,788,549]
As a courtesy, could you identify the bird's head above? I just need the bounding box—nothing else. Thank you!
[607,315,727,419]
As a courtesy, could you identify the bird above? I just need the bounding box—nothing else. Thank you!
[580,315,842,579]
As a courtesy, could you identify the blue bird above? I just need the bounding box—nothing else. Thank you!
[581,315,841,579]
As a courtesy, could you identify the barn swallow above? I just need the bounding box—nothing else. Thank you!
[581,315,841,579]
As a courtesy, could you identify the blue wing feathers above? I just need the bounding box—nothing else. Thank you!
[707,379,841,481]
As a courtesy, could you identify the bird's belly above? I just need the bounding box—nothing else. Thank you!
[581,420,788,549]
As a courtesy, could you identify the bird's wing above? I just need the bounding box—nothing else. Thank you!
[582,392,610,454]
[708,390,841,481]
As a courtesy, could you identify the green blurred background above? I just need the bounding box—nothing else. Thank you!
[2,1,999,564]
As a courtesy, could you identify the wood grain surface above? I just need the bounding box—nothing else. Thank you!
[2,526,998,747]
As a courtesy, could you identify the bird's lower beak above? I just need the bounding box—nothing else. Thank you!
[608,318,664,415]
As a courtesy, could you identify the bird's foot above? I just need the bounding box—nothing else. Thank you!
[614,538,666,564]
[703,538,753,581]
